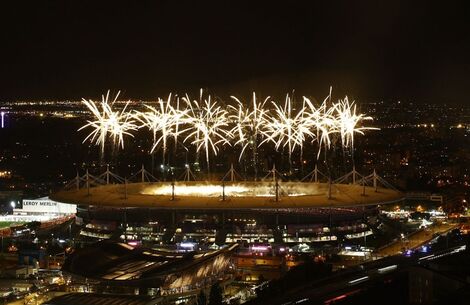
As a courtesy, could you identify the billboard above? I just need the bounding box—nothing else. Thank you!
[15,197,76,215]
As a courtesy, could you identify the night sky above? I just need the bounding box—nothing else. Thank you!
[1,1,469,103]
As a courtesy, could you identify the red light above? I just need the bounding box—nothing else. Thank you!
[324,294,347,304]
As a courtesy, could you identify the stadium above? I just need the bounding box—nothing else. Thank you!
[51,165,403,243]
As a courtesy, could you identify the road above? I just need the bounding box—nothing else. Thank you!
[375,222,458,256]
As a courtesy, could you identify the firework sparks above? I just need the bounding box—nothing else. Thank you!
[182,90,232,171]
[79,88,379,174]
[135,94,187,165]
[79,90,137,154]
[303,90,338,159]
[260,94,315,171]
[334,96,378,150]
[303,89,378,159]
[229,92,270,161]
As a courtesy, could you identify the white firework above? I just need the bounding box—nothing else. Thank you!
[182,90,232,171]
[334,96,378,150]
[303,91,338,159]
[135,94,188,165]
[79,90,137,154]
[260,94,315,171]
[229,92,270,161]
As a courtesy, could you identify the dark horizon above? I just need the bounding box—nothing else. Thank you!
[1,1,469,104]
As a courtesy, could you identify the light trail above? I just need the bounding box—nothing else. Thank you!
[377,264,397,274]
[348,275,369,285]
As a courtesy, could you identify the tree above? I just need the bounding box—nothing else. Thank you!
[208,282,223,305]
[196,290,207,305]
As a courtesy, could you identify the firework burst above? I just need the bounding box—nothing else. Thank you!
[79,88,379,175]
[260,94,316,171]
[182,90,232,172]
[229,92,270,161]
[134,94,187,165]
[79,90,137,155]
[303,91,338,159]
[334,96,378,151]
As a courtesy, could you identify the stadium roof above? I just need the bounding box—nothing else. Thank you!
[52,181,403,210]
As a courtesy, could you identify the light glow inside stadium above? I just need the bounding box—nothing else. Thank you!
[140,182,319,197]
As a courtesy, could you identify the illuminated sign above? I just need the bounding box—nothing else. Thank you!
[16,197,76,214]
